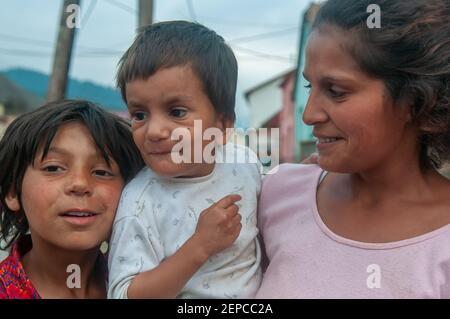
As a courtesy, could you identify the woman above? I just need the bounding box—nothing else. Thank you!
[256,0,450,298]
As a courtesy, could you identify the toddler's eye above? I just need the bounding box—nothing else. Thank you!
[170,108,187,118]
[131,111,147,122]
[94,170,113,177]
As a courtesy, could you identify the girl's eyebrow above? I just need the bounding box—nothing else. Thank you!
[46,146,71,157]
[45,146,105,162]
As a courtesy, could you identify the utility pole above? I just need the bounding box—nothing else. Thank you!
[138,0,153,29]
[47,0,80,102]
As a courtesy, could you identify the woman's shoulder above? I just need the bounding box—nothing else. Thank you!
[261,163,323,194]
[258,164,322,218]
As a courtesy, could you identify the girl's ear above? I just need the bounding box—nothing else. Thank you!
[5,192,21,212]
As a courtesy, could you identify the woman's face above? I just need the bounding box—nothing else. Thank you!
[303,27,416,173]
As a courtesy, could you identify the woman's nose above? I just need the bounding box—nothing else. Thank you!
[302,93,328,126]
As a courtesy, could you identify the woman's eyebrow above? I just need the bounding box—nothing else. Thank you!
[304,72,358,85]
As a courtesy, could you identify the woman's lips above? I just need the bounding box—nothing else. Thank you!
[315,137,344,151]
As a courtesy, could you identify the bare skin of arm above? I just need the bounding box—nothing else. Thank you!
[127,194,242,299]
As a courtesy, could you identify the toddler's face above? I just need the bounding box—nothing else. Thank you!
[126,65,232,178]
[6,122,124,251]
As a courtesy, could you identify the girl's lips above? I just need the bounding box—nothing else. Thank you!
[59,210,99,226]
[60,215,99,226]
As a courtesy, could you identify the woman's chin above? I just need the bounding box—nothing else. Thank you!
[317,156,354,173]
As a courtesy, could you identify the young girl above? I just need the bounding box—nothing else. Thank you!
[0,100,143,299]
[256,0,450,298]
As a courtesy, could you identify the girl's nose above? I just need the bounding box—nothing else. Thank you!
[65,170,92,196]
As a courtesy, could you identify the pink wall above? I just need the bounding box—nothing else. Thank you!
[279,72,296,163]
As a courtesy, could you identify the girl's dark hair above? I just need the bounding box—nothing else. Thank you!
[116,20,238,122]
[0,100,144,249]
[313,0,450,169]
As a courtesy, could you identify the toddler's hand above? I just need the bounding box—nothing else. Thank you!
[193,194,242,257]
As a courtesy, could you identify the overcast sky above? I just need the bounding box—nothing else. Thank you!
[0,0,313,126]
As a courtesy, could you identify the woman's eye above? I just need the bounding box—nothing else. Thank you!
[328,86,347,99]
[170,108,187,118]
[131,111,147,122]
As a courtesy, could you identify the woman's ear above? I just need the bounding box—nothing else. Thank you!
[5,192,21,212]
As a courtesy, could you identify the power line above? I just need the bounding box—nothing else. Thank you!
[230,44,294,63]
[227,27,298,44]
[0,47,51,57]
[197,15,298,28]
[0,33,53,47]
[0,33,125,54]
[186,0,197,21]
[104,0,136,14]
[80,0,98,29]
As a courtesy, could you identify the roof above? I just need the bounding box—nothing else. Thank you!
[244,67,296,100]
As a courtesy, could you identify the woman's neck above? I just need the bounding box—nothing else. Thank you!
[346,135,441,205]
[22,236,105,299]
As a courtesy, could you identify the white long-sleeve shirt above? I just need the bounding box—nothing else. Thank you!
[108,143,262,299]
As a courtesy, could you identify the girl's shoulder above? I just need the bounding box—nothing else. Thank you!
[0,236,40,299]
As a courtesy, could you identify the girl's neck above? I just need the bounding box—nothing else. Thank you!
[22,236,105,299]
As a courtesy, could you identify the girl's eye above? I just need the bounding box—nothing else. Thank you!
[43,165,63,172]
[131,111,147,122]
[170,108,187,118]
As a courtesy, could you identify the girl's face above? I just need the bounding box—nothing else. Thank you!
[6,122,124,251]
[303,27,416,173]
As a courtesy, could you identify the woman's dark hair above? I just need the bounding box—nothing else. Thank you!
[0,100,144,249]
[312,0,450,169]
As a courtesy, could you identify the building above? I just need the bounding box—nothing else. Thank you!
[245,68,296,163]
[293,3,321,161]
